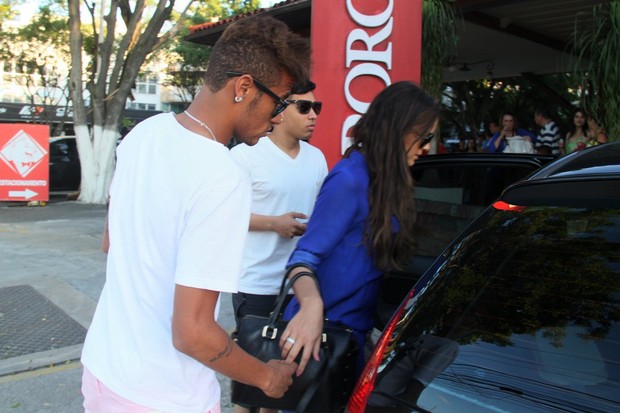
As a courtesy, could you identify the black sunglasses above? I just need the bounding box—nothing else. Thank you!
[226,71,289,118]
[419,133,434,147]
[286,100,322,115]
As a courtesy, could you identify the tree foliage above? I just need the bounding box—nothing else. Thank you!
[0,0,19,29]
[421,0,458,98]
[0,0,71,135]
[570,1,620,141]
[163,0,260,104]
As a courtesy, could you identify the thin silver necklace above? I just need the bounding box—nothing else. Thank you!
[184,110,218,142]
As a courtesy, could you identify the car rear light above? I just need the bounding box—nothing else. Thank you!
[346,289,416,413]
[492,200,526,212]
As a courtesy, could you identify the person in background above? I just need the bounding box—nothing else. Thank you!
[481,120,499,151]
[484,112,536,153]
[466,137,478,153]
[230,79,327,413]
[276,82,441,389]
[488,120,500,137]
[534,107,562,156]
[83,16,310,413]
[565,108,589,153]
[587,116,609,146]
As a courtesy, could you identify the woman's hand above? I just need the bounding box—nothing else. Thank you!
[279,295,323,376]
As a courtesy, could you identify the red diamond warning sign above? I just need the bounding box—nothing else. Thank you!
[0,124,50,201]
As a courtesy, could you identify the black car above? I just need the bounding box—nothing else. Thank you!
[376,152,553,329]
[49,136,80,192]
[347,143,620,412]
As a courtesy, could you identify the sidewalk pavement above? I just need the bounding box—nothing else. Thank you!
[0,195,236,412]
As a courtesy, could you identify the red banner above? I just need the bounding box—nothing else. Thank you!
[0,124,50,202]
[310,0,422,168]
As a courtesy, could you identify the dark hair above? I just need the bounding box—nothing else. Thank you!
[568,107,589,136]
[487,120,499,135]
[204,16,311,92]
[535,107,551,119]
[290,79,316,95]
[347,81,440,271]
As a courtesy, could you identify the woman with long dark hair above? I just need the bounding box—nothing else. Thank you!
[565,108,589,153]
[278,81,441,380]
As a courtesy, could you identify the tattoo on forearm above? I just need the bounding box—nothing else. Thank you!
[208,336,233,362]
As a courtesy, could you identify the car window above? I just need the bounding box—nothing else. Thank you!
[376,161,542,329]
[412,163,535,258]
[50,141,70,157]
[369,206,620,412]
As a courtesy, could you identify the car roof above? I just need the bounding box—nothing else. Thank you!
[529,142,620,179]
[50,135,76,143]
[501,142,620,208]
[414,152,554,167]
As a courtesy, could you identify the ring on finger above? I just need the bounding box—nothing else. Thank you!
[286,337,296,344]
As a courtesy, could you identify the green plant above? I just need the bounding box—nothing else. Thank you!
[570,1,620,141]
[421,0,458,98]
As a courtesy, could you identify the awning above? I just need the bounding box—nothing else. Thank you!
[185,0,608,81]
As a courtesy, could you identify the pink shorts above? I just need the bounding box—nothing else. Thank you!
[82,367,220,413]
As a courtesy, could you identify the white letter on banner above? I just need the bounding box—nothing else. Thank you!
[346,0,394,27]
[341,114,361,155]
[344,63,391,114]
[346,19,393,68]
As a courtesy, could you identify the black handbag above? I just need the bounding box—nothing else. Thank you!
[231,270,359,412]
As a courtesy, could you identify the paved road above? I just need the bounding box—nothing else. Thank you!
[0,196,236,412]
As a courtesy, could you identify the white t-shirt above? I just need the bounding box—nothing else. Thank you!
[231,137,327,294]
[81,112,251,413]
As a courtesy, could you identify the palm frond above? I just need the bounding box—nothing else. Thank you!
[422,0,458,98]
[570,1,620,140]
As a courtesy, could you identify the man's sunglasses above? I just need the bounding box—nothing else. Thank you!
[226,71,289,118]
[286,100,322,115]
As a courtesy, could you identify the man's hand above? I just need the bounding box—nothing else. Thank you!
[261,360,297,398]
[272,212,308,238]
[249,212,308,238]
[172,286,297,395]
[494,130,508,149]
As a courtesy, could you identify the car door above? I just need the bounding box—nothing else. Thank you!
[375,153,553,329]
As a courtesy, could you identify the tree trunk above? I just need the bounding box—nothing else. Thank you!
[75,125,117,204]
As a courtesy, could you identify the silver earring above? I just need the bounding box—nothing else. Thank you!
[234,96,243,103]
[280,115,284,123]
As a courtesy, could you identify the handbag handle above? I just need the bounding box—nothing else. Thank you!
[265,269,329,412]
[262,268,319,339]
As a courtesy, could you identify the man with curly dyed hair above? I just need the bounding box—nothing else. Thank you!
[82,16,311,413]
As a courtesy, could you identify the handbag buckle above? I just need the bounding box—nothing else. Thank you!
[262,325,277,339]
